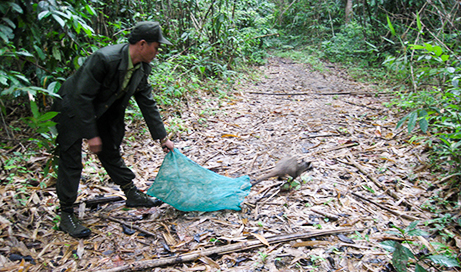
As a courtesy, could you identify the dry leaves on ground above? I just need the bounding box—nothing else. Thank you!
[0,57,459,272]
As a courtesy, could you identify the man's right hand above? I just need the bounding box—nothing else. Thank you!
[88,136,102,154]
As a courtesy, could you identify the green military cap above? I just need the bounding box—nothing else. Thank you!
[129,21,172,45]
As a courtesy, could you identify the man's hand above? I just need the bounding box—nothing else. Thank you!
[88,136,102,154]
[161,139,174,153]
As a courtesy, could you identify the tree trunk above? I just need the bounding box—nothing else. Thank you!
[345,0,353,24]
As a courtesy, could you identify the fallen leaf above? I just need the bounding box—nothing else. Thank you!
[252,233,270,247]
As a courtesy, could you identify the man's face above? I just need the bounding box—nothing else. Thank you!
[140,41,160,63]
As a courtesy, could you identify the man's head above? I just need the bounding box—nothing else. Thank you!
[128,21,172,45]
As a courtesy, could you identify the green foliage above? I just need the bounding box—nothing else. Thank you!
[0,0,278,186]
[388,41,461,172]
[21,99,58,150]
[381,221,460,272]
[322,21,380,66]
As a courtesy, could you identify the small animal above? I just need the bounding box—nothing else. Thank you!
[251,156,312,186]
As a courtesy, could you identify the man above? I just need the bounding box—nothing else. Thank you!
[52,21,174,238]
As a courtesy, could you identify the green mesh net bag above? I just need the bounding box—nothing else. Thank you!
[147,149,251,212]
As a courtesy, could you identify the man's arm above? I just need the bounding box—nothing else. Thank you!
[70,52,108,140]
[133,76,168,139]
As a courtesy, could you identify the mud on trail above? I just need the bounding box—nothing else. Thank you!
[1,57,456,271]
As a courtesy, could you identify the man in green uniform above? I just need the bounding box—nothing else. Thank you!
[52,21,174,238]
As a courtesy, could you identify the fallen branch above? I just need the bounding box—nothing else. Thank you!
[78,196,124,207]
[351,192,420,221]
[247,91,312,95]
[94,228,362,272]
[247,91,379,96]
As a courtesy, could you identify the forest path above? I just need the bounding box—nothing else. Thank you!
[1,57,439,272]
[121,57,432,271]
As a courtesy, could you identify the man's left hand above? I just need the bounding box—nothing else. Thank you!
[161,139,174,153]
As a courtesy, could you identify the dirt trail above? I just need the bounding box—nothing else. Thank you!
[1,57,440,271]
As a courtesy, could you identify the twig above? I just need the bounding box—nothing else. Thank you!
[0,105,12,139]
[278,0,298,23]
[351,192,420,221]
[94,228,363,272]
[432,173,461,186]
[98,214,158,237]
[305,133,342,138]
[307,143,358,158]
[310,208,339,221]
[345,155,422,212]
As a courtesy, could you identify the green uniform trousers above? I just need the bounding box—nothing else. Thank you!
[56,100,135,208]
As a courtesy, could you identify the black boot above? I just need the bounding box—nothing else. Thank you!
[122,183,163,207]
[59,209,91,238]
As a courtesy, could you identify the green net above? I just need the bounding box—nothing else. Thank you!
[147,149,251,212]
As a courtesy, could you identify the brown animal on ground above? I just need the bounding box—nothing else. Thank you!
[251,156,312,186]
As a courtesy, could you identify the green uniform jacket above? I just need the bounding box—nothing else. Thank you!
[53,43,167,150]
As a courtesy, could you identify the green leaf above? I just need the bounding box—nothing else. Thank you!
[380,240,397,252]
[410,44,426,50]
[85,4,96,15]
[37,111,59,122]
[72,18,80,34]
[418,110,428,133]
[33,45,46,60]
[52,46,61,61]
[30,100,40,118]
[10,3,23,14]
[407,221,420,230]
[47,81,61,94]
[447,67,455,73]
[386,230,404,237]
[408,111,418,133]
[361,184,375,194]
[0,31,8,43]
[433,46,443,57]
[393,243,409,272]
[80,21,94,36]
[386,16,396,36]
[407,229,429,237]
[13,73,30,84]
[416,13,422,33]
[426,255,460,267]
[415,264,428,272]
[424,43,433,52]
[0,24,13,38]
[0,74,7,85]
[54,10,70,20]
[2,18,15,28]
[52,14,65,28]
[396,113,410,130]
[16,51,34,57]
[441,55,449,62]
[38,11,51,20]
[419,118,428,134]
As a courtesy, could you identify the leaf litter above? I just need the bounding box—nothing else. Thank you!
[0,57,460,271]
